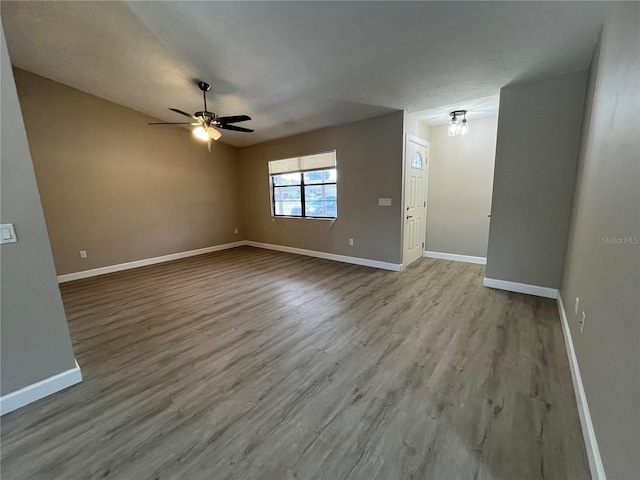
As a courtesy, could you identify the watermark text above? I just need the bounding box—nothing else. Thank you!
[602,236,639,245]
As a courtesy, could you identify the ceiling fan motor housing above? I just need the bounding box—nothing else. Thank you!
[195,111,215,122]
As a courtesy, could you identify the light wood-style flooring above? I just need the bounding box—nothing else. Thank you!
[0,246,589,479]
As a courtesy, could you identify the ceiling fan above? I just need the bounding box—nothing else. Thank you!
[148,81,253,151]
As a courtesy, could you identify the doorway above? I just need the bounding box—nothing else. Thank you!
[403,133,429,268]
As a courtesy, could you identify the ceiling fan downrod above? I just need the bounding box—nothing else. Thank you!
[198,81,211,113]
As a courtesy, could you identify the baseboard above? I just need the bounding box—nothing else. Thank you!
[58,240,404,282]
[57,241,246,283]
[245,241,402,272]
[483,277,558,299]
[0,360,82,416]
[557,293,606,480]
[424,251,487,265]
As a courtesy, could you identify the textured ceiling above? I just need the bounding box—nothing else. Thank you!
[1,1,609,147]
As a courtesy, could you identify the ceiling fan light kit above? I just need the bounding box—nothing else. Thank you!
[149,80,253,151]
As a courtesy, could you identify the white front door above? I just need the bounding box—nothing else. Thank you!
[403,134,429,268]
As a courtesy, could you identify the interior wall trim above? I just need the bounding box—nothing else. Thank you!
[557,293,607,480]
[0,360,82,416]
[58,240,402,283]
[482,277,558,298]
[245,241,403,272]
[57,242,246,283]
[424,251,487,265]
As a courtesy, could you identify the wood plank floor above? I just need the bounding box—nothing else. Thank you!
[0,246,589,479]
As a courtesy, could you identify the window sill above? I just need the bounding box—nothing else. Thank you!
[272,216,336,221]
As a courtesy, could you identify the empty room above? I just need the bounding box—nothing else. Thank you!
[1,2,638,479]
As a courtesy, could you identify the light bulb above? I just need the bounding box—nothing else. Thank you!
[459,119,469,137]
[448,119,459,137]
[193,126,209,141]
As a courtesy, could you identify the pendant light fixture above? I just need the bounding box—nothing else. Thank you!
[448,110,469,137]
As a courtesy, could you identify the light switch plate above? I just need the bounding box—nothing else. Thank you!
[378,198,392,207]
[0,223,18,244]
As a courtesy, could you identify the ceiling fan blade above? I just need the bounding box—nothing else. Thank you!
[216,115,251,124]
[217,124,254,133]
[169,108,199,120]
[148,122,194,125]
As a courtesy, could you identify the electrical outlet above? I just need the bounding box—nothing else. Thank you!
[234,228,238,234]
[0,223,17,244]
[80,250,87,259]
[574,297,579,315]
[349,238,354,246]
[580,311,586,333]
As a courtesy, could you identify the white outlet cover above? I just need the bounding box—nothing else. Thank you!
[574,297,579,315]
[0,223,18,244]
[378,198,392,207]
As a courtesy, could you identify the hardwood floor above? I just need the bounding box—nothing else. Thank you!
[0,246,589,479]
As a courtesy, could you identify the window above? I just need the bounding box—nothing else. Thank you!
[269,151,337,218]
[411,151,423,168]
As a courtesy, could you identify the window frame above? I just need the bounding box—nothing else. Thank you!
[270,167,337,219]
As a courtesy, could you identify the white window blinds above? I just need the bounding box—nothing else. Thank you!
[268,151,336,175]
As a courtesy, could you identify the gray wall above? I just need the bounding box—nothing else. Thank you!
[560,4,640,477]
[486,72,587,287]
[13,69,242,276]
[238,112,405,264]
[0,26,77,395]
[427,116,497,258]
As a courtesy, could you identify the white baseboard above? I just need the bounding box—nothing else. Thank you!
[57,241,246,283]
[58,240,403,283]
[424,251,487,265]
[557,293,606,480]
[245,241,402,272]
[0,360,82,416]
[483,277,558,299]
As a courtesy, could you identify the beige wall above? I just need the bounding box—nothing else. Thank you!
[1,27,77,395]
[238,112,405,264]
[426,116,497,258]
[486,71,587,288]
[560,3,640,477]
[404,112,431,141]
[13,69,242,275]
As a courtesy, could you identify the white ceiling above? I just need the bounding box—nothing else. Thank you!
[1,1,609,147]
